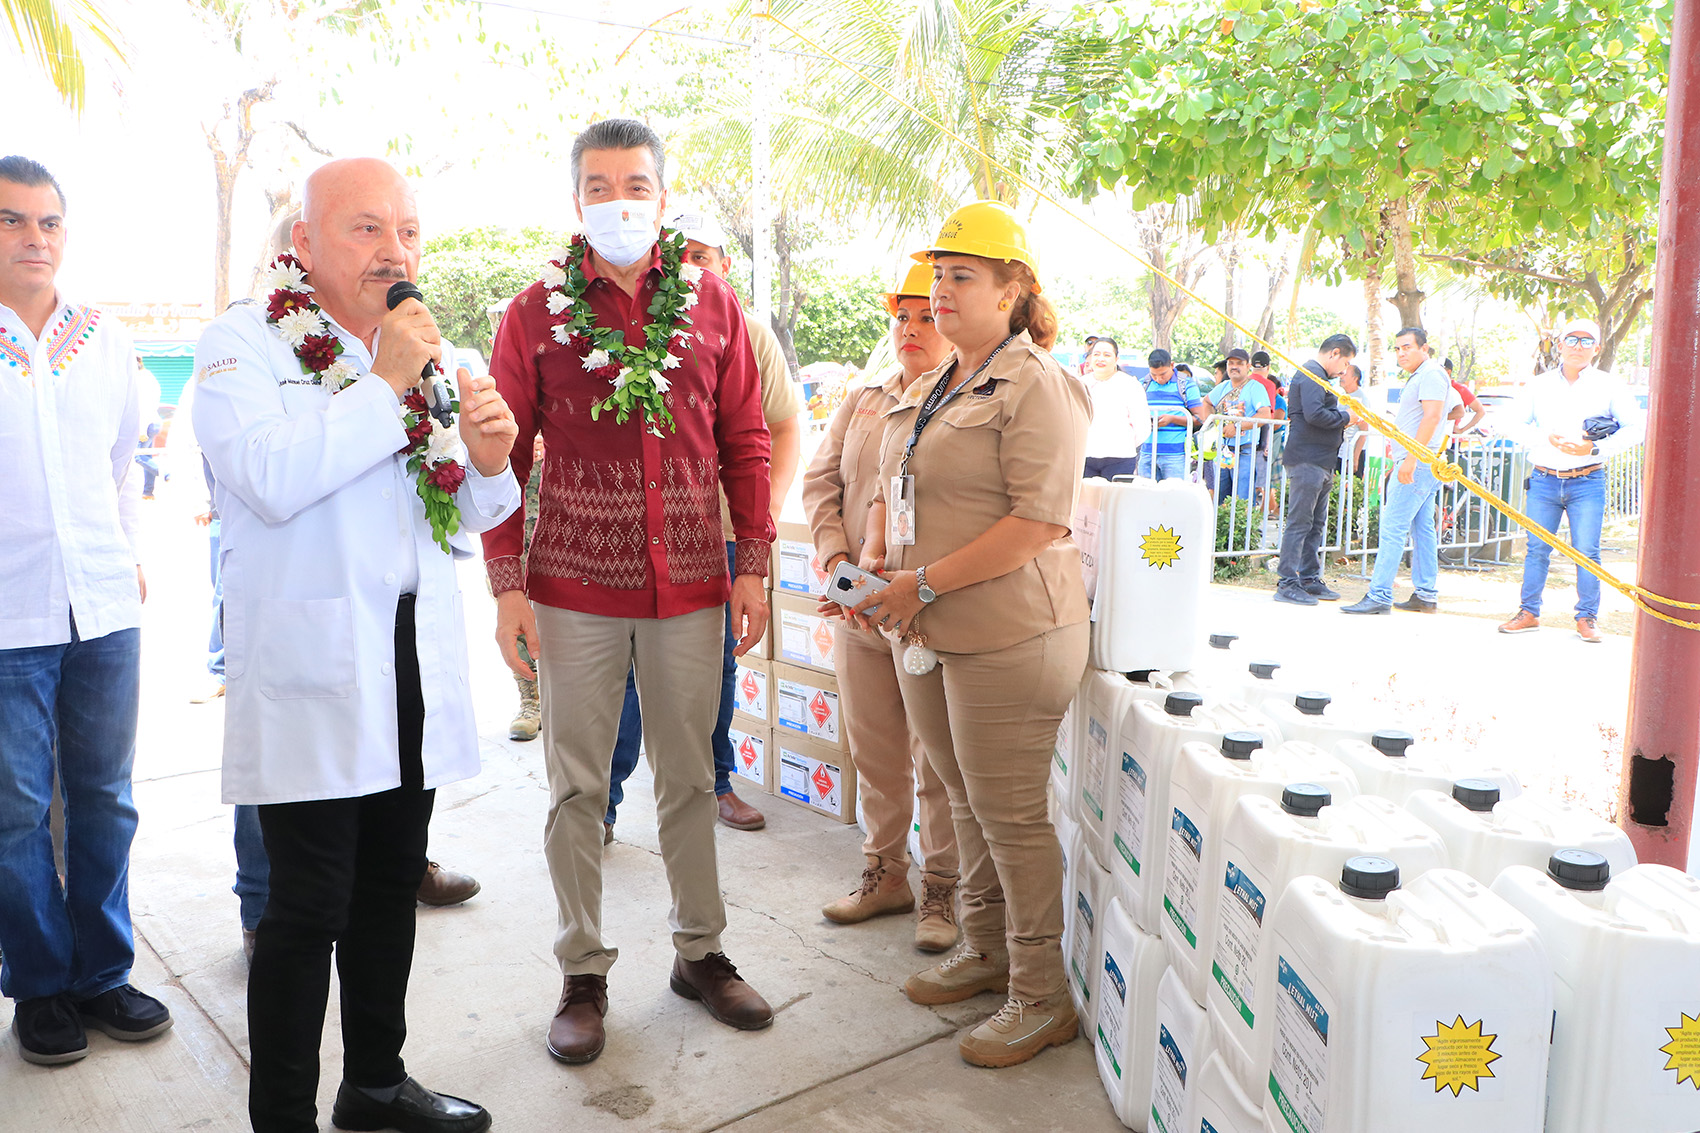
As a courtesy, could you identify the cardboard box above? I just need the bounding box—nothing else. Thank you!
[732,656,772,724]
[773,520,828,598]
[727,722,773,794]
[773,591,842,674]
[775,733,858,823]
[773,662,846,750]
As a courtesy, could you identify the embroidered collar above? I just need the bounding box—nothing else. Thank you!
[0,303,100,384]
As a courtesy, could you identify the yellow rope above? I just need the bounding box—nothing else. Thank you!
[754,7,1700,630]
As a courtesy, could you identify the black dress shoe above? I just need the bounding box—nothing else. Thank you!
[76,984,173,1041]
[1393,594,1438,612]
[331,1078,491,1133]
[13,995,88,1065]
[1340,596,1392,615]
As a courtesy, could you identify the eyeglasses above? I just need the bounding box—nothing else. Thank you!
[1560,334,1598,348]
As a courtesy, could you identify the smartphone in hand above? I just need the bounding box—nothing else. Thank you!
[826,559,888,613]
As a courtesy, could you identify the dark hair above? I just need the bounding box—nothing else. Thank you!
[990,259,1057,350]
[1318,333,1358,358]
[1443,357,1454,372]
[571,119,666,194]
[1347,363,1363,381]
[1213,361,1227,375]
[1147,347,1172,367]
[1175,363,1192,375]
[1395,326,1428,347]
[0,155,66,211]
[1089,335,1120,357]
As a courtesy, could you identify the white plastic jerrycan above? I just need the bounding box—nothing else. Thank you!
[1150,966,1210,1133]
[1333,730,1522,805]
[1252,859,1552,1133]
[1209,790,1450,1098]
[1403,780,1636,886]
[1230,659,1313,716]
[1261,691,1390,752]
[1163,739,1359,1006]
[1492,855,1700,1133]
[1067,820,1114,1033]
[1078,670,1139,862]
[1112,696,1283,937]
[1093,896,1170,1130]
[1052,672,1088,824]
[1182,631,1247,693]
[1186,1047,1266,1133]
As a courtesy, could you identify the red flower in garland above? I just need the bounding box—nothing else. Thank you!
[298,334,340,373]
[566,332,592,354]
[426,460,466,495]
[593,363,622,382]
[266,289,313,321]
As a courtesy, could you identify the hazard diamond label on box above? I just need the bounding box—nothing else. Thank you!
[776,539,825,596]
[778,676,840,744]
[734,664,768,718]
[779,745,844,816]
[811,762,835,798]
[729,728,766,785]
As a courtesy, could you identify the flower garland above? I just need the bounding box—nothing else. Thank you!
[262,251,465,553]
[540,227,701,436]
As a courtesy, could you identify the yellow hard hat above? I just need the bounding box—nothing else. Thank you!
[912,200,1040,284]
[883,260,934,315]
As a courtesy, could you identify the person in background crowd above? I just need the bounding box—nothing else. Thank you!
[851,200,1091,1069]
[1138,347,1206,481]
[1206,347,1271,501]
[133,360,165,498]
[1248,350,1285,513]
[802,261,961,954]
[1444,359,1487,435]
[599,204,802,839]
[1080,335,1149,480]
[1274,334,1358,605]
[1342,327,1450,616]
[0,155,170,1069]
[1338,362,1368,477]
[1496,317,1645,642]
[484,119,778,1068]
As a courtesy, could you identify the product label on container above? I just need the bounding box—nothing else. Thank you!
[1095,951,1128,1081]
[1213,861,1267,1028]
[1054,705,1074,775]
[1416,1015,1502,1097]
[1163,808,1203,949]
[777,676,839,744]
[1114,752,1147,876]
[1069,890,1097,1003]
[729,727,765,786]
[1661,1010,1700,1089]
[1200,1122,1220,1133]
[1149,1022,1190,1133]
[1082,715,1110,821]
[1269,956,1330,1133]
[778,746,843,816]
[776,538,826,595]
[734,663,768,718]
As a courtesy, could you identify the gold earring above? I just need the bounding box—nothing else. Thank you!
[999,299,1011,311]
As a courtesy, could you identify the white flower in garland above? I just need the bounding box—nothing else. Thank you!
[612,366,634,392]
[673,326,692,342]
[546,291,572,316]
[425,419,463,465]
[551,322,572,345]
[654,373,672,394]
[679,263,704,284]
[265,260,311,294]
[661,352,682,370]
[320,359,357,391]
[541,261,568,290]
[276,308,327,348]
[681,291,700,311]
[584,348,611,369]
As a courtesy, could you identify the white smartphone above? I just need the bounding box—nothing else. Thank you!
[826,559,888,610]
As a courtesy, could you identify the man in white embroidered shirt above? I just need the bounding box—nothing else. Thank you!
[193,158,518,1133]
[1497,317,1645,642]
[0,157,171,1068]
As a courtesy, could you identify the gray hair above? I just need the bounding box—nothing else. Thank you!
[570,119,666,193]
[0,154,66,212]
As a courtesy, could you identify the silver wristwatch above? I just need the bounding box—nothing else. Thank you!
[915,565,938,604]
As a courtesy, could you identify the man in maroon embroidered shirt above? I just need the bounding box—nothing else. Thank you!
[482,119,776,1065]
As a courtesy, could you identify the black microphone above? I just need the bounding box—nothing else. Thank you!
[385,281,455,428]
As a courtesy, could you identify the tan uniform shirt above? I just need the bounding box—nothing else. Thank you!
[801,368,907,568]
[720,311,803,540]
[875,332,1091,654]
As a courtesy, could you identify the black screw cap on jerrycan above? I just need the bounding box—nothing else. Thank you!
[1341,855,1401,899]
[1164,691,1204,718]
[1295,692,1332,716]
[1281,783,1332,817]
[1249,661,1281,680]
[1452,778,1502,813]
[1548,848,1611,891]
[1371,729,1416,757]
[1221,731,1264,760]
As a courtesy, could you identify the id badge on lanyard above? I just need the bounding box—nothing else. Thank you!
[888,474,917,546]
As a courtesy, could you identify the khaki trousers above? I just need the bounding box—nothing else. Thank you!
[533,603,726,975]
[894,621,1089,1001]
[835,627,957,877]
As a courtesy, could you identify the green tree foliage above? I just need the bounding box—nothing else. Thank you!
[790,265,891,368]
[3,0,124,112]
[418,227,566,358]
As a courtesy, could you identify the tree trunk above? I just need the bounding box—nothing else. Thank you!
[769,207,802,372]
[1218,239,1241,355]
[1255,242,1293,346]
[1384,196,1425,330]
[203,80,278,312]
[1362,256,1385,385]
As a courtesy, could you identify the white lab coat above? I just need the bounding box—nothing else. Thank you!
[192,303,519,805]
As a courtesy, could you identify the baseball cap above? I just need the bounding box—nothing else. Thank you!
[1250,350,1271,367]
[1556,317,1602,342]
[665,203,729,250]
[1226,348,1251,363]
[1083,330,1110,345]
[1147,348,1172,367]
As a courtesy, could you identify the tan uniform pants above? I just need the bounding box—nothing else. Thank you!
[835,626,957,877]
[894,621,1089,1002]
[533,603,726,975]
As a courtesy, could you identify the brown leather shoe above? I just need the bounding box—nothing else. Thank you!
[547,974,607,1064]
[603,822,614,846]
[242,930,256,965]
[1498,610,1540,634]
[670,953,773,1030]
[717,790,766,831]
[417,861,481,907]
[1576,616,1603,643]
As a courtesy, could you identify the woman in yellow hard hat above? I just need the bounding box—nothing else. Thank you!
[802,262,960,953]
[844,200,1091,1069]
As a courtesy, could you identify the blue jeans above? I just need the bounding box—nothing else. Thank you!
[233,804,270,931]
[208,518,225,678]
[1366,463,1441,604]
[1216,448,1257,500]
[1083,456,1142,481]
[1138,448,1188,481]
[606,543,740,823]
[1519,469,1606,619]
[0,624,141,1002]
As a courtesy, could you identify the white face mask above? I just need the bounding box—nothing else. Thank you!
[579,198,660,267]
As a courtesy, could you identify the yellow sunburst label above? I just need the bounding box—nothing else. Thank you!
[1416,1016,1501,1096]
[1141,525,1182,569]
[1661,1011,1700,1088]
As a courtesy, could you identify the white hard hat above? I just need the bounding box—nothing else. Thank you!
[665,203,729,250]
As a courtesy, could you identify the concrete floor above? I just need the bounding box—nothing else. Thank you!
[2,480,1640,1130]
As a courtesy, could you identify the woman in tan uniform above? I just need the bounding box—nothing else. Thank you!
[802,263,960,953]
[850,201,1090,1069]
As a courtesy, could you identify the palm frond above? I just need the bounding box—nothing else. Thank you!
[2,0,127,112]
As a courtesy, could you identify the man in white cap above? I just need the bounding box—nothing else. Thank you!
[600,202,803,837]
[1497,317,1644,641]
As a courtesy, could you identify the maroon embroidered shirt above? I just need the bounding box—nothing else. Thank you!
[482,244,774,618]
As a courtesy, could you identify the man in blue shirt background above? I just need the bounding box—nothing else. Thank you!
[1138,348,1206,481]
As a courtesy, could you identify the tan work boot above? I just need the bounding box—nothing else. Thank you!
[822,854,915,924]
[958,993,1079,1068]
[509,676,541,741]
[915,873,960,953]
[903,942,1010,1006]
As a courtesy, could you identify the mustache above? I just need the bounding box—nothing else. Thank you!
[367,268,409,281]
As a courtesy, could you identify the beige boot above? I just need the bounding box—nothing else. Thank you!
[958,993,1078,1068]
[903,943,1010,1006]
[509,677,540,741]
[915,873,960,953]
[822,854,915,925]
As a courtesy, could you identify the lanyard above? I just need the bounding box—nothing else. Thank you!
[898,334,1016,478]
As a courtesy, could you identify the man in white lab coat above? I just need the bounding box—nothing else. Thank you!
[193,158,519,1133]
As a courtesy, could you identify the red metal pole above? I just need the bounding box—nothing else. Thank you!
[1619,0,1700,869]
